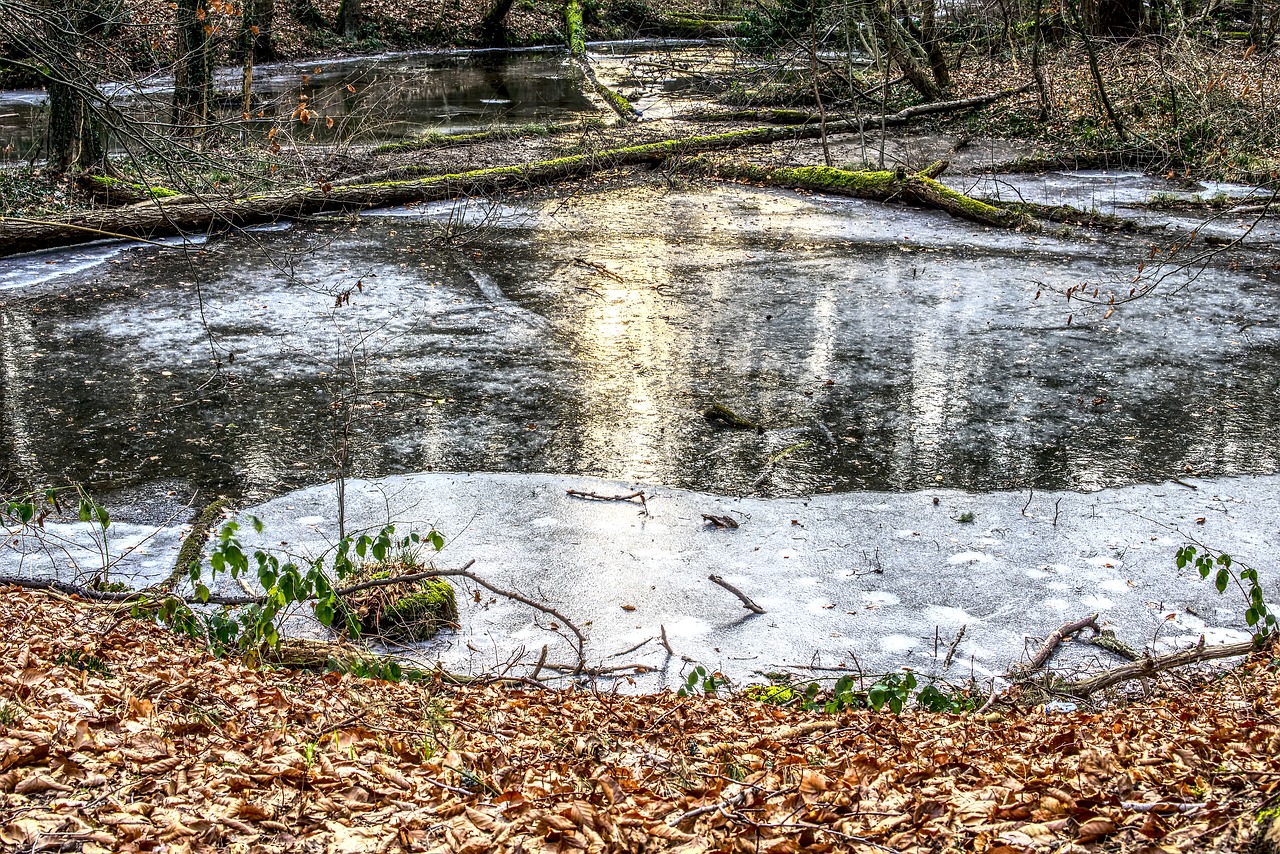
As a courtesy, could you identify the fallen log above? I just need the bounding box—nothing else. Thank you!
[689,159,1035,230]
[370,123,570,156]
[1064,637,1259,697]
[681,108,820,125]
[0,85,1034,258]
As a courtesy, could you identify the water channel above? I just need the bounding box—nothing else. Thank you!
[2,43,1278,688]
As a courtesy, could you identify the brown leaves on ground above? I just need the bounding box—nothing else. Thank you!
[2,586,1279,853]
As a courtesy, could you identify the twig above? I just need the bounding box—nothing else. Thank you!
[659,624,675,657]
[572,257,624,281]
[1009,613,1099,677]
[528,644,549,681]
[1171,478,1199,490]
[708,575,765,614]
[943,625,966,671]
[423,776,475,797]
[1065,637,1258,696]
[1021,487,1034,517]
[670,791,748,825]
[975,679,999,715]
[565,488,649,515]
[609,636,654,659]
[540,662,651,676]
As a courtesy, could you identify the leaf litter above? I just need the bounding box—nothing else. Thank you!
[2,587,1279,853]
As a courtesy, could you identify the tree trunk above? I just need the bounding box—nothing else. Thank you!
[480,0,518,46]
[1082,0,1144,34]
[172,0,213,135]
[291,0,329,30]
[41,0,108,174]
[253,0,276,61]
[337,0,361,37]
[870,0,941,101]
[919,0,950,92]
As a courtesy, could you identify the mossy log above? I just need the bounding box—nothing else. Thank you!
[683,108,826,125]
[165,497,231,590]
[689,160,1035,230]
[703,403,764,432]
[561,0,639,122]
[264,636,385,671]
[998,200,1138,231]
[78,174,180,206]
[0,86,1033,258]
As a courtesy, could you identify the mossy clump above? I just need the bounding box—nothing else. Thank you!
[79,174,180,205]
[745,684,797,705]
[377,579,458,642]
[704,402,765,433]
[339,567,458,643]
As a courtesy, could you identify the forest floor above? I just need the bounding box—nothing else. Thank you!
[3,587,1280,853]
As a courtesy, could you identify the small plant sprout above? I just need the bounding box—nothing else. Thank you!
[678,665,728,697]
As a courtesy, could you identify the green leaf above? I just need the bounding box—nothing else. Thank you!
[1215,568,1229,593]
[196,583,210,603]
[315,598,334,626]
[428,531,445,552]
[250,515,264,533]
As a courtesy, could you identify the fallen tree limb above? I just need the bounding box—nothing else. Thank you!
[565,488,649,514]
[709,574,766,614]
[1063,637,1257,697]
[995,200,1138,231]
[688,159,1035,230]
[682,108,824,126]
[1009,613,1099,678]
[0,85,1034,257]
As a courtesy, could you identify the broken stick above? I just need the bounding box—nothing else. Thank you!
[1009,613,1099,678]
[565,488,649,515]
[709,574,766,614]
